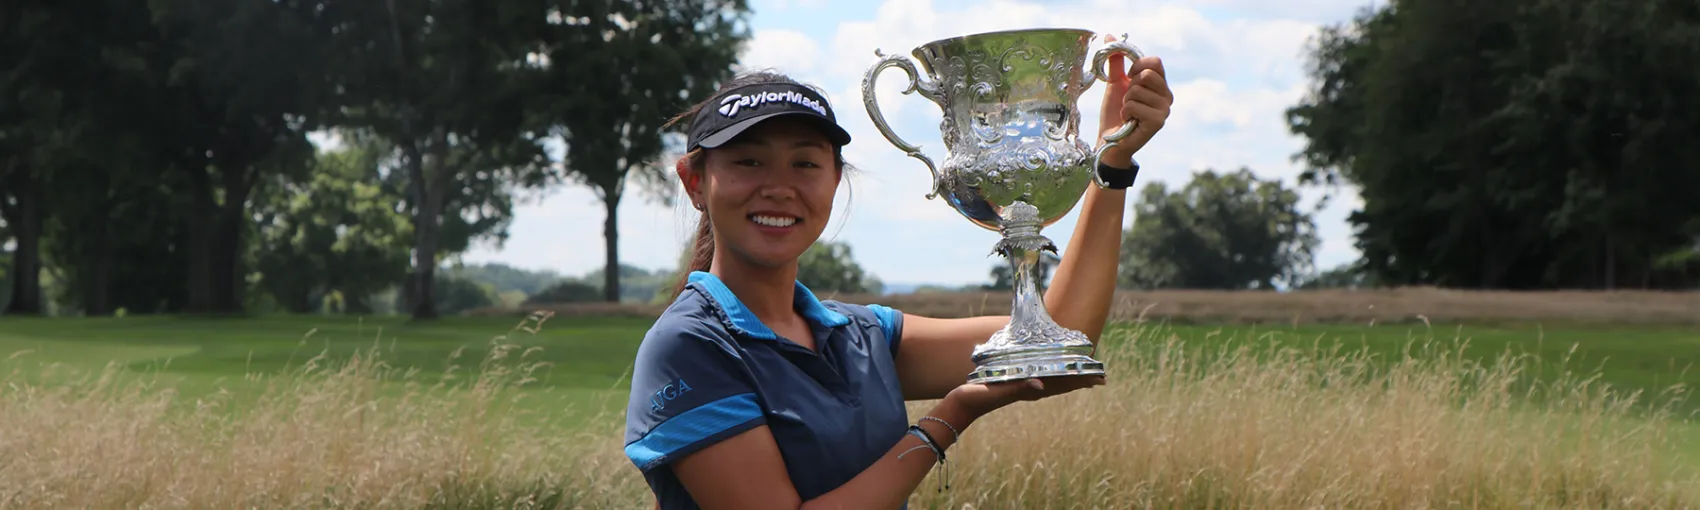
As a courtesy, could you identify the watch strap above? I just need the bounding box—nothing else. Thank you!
[1097,159,1140,189]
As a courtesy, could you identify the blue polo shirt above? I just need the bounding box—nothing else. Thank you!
[623,271,908,509]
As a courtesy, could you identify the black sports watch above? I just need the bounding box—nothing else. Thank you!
[1096,158,1141,190]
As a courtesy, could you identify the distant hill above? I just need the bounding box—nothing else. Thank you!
[880,282,985,295]
[445,263,563,296]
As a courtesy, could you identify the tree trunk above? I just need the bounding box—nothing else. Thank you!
[1642,254,1654,290]
[84,200,114,316]
[405,137,449,320]
[283,290,315,314]
[184,166,215,313]
[1604,232,1617,290]
[209,166,256,313]
[2,166,44,315]
[602,184,622,303]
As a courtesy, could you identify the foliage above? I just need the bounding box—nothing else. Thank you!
[1120,169,1319,290]
[447,263,563,297]
[544,0,752,302]
[1288,0,1700,289]
[798,241,882,295]
[318,0,556,319]
[252,143,414,314]
[1297,262,1377,290]
[524,281,602,305]
[432,275,500,316]
[577,264,678,303]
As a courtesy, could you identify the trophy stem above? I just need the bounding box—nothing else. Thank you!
[966,202,1106,385]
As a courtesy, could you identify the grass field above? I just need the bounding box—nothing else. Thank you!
[3,293,1700,508]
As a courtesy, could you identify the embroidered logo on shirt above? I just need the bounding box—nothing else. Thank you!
[649,378,694,412]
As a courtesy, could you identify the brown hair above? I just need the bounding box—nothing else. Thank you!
[666,71,849,298]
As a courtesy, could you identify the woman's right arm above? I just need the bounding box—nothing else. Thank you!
[674,396,971,510]
[672,377,1099,510]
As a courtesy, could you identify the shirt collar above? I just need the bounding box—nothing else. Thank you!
[686,270,851,340]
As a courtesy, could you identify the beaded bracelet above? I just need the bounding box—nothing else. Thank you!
[920,416,961,441]
[898,424,950,492]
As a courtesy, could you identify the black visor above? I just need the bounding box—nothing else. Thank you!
[687,83,853,151]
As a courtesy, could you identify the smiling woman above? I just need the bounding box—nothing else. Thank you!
[622,56,1171,510]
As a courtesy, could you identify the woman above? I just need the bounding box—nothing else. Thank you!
[624,44,1172,510]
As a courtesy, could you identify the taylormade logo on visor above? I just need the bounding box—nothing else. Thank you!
[718,89,828,118]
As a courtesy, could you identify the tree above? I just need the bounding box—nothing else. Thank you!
[1119,169,1319,290]
[577,263,677,303]
[544,0,752,302]
[432,274,499,316]
[1297,262,1377,290]
[5,0,190,316]
[524,280,601,305]
[319,0,554,319]
[797,240,882,295]
[448,263,563,297]
[252,141,413,314]
[0,0,103,316]
[148,0,332,313]
[0,141,43,316]
[1288,0,1700,289]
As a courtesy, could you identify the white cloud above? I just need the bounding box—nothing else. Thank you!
[738,29,823,74]
[465,0,1371,285]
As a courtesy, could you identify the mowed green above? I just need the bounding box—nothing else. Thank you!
[0,313,654,426]
[3,313,1698,419]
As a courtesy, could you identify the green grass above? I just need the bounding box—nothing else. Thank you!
[1133,320,1700,417]
[3,314,1697,421]
[0,313,655,427]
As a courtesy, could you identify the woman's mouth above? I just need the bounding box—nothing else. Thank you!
[749,214,801,230]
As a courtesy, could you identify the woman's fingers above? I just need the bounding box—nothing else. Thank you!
[1122,84,1169,115]
[1121,100,1167,128]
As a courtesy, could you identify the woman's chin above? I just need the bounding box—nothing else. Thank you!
[730,246,811,270]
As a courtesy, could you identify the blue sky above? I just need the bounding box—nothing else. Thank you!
[463,0,1378,287]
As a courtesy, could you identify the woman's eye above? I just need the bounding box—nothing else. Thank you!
[794,160,822,169]
[734,158,761,167]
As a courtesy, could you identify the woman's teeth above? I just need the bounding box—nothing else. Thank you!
[751,215,798,227]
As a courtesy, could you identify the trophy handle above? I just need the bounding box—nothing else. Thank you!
[862,49,944,200]
[1084,35,1143,189]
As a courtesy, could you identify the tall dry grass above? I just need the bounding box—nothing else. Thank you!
[0,314,645,509]
[1,314,1695,509]
[906,321,1698,509]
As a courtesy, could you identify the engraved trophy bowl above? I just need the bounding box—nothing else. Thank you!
[861,28,1142,385]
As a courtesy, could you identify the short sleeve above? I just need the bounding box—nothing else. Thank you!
[623,321,765,472]
[865,304,905,358]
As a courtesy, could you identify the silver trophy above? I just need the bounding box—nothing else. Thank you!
[861,28,1140,384]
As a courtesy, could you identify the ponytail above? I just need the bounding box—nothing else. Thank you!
[672,150,714,299]
[673,212,715,298]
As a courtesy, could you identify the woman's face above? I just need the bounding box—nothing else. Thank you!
[690,116,840,271]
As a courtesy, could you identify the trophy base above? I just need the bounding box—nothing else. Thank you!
[966,328,1105,385]
[967,351,1106,385]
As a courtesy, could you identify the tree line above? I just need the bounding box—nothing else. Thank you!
[0,0,751,319]
[6,0,1697,321]
[1117,0,1700,292]
[1287,0,1700,290]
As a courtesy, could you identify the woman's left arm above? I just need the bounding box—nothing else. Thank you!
[895,51,1171,401]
